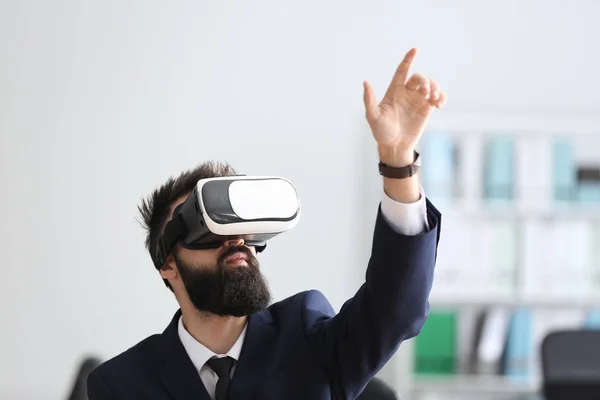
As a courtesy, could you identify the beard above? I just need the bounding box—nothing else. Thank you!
[175,245,272,317]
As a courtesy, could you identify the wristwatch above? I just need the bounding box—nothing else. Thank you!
[378,151,421,179]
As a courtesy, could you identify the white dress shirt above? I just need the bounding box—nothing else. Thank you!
[178,188,429,399]
[178,317,247,399]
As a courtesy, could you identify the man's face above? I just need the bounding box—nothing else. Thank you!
[162,195,272,317]
[173,241,272,317]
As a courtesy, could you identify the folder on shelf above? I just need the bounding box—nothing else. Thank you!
[414,309,457,375]
[482,135,515,204]
[501,308,533,381]
[516,135,552,211]
[592,223,600,297]
[489,220,518,295]
[522,215,591,300]
[552,137,577,204]
[466,220,495,296]
[577,166,600,203]
[457,134,483,210]
[584,310,600,328]
[464,309,488,374]
[578,183,600,203]
[457,307,484,374]
[521,219,553,298]
[471,219,517,296]
[551,220,593,297]
[479,135,518,295]
[473,308,511,375]
[430,213,474,296]
[419,131,458,205]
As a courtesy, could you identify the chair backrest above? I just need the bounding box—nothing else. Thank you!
[541,329,600,400]
[357,377,399,400]
[65,356,103,400]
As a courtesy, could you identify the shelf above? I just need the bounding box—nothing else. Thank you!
[425,112,600,135]
[429,295,600,308]
[435,204,600,221]
[411,375,539,395]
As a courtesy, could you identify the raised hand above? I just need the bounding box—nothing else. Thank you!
[363,48,447,164]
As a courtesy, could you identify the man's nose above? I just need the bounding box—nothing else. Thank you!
[223,238,245,247]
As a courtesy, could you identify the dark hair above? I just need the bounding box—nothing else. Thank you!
[137,161,237,289]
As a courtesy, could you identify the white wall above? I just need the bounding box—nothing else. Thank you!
[1,0,599,399]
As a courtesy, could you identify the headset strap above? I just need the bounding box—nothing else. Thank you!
[154,215,185,269]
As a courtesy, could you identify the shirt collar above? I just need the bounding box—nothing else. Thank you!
[177,315,247,372]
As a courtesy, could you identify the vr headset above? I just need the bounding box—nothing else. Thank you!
[153,175,301,268]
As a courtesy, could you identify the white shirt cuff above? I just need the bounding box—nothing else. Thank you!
[380,187,429,236]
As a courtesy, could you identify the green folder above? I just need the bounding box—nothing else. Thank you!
[414,310,457,375]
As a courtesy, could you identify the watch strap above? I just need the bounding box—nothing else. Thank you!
[378,151,420,179]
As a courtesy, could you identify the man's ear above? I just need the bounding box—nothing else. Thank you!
[159,254,177,281]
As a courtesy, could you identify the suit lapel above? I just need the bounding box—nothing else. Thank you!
[228,311,280,398]
[159,310,211,400]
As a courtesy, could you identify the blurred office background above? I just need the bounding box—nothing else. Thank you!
[2,1,600,399]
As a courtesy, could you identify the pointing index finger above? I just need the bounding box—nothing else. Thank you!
[392,48,418,85]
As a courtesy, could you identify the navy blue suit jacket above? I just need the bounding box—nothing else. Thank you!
[87,201,441,399]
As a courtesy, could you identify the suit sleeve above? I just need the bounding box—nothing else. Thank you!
[87,371,115,400]
[305,199,441,399]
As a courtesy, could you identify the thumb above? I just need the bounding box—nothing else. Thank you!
[363,81,379,120]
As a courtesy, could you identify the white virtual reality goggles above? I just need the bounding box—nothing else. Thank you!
[153,175,301,268]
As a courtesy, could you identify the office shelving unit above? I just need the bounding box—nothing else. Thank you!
[361,112,600,400]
